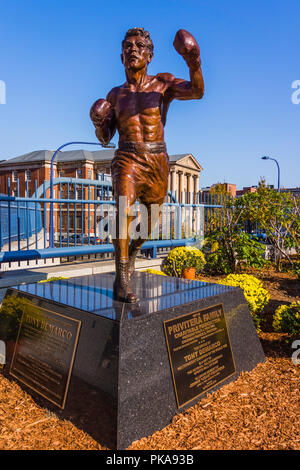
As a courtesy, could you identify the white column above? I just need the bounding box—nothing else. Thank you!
[178,172,183,203]
[193,175,199,203]
[171,171,176,196]
[187,174,191,204]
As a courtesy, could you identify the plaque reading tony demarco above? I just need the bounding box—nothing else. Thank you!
[10,301,81,408]
[164,304,236,408]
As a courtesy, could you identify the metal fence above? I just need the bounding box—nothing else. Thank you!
[0,197,42,250]
[0,177,227,267]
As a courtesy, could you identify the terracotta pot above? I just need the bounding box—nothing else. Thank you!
[182,267,196,280]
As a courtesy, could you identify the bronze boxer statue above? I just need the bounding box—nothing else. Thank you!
[90,28,204,302]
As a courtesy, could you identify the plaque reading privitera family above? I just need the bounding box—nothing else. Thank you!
[10,302,81,409]
[164,304,236,408]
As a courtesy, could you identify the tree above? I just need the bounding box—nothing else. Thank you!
[203,183,299,273]
[203,197,266,274]
[209,183,228,196]
[236,186,300,271]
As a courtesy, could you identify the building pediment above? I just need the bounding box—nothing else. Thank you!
[172,154,203,172]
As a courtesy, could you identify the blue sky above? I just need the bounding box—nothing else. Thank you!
[0,0,299,189]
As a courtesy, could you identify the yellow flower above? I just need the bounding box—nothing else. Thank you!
[273,301,300,335]
[143,269,167,276]
[217,274,269,314]
[163,246,206,277]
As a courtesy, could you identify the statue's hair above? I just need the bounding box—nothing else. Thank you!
[122,28,154,54]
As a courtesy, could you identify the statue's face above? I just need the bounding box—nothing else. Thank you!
[121,35,152,71]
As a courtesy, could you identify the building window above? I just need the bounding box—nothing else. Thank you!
[59,170,64,177]
[76,189,83,200]
[76,215,83,231]
[62,214,74,230]
[12,171,18,182]
[25,170,31,182]
[59,185,75,200]
[69,215,75,230]
[77,169,82,178]
[87,169,93,179]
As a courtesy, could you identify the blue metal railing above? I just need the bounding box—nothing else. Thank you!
[0,176,229,266]
[0,198,42,249]
[49,141,116,248]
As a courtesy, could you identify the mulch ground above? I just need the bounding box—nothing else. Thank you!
[0,267,299,450]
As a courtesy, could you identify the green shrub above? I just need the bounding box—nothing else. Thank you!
[202,236,232,274]
[273,301,300,336]
[163,246,206,277]
[0,295,27,340]
[203,231,267,275]
[218,273,270,331]
[293,262,300,280]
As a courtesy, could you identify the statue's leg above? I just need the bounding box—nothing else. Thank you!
[128,152,169,277]
[112,177,138,303]
[128,206,160,277]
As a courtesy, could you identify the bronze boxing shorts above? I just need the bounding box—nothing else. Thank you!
[111,141,169,206]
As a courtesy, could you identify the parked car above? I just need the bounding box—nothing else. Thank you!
[58,234,86,246]
[58,234,106,246]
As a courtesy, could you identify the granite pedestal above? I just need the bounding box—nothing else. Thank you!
[0,272,265,449]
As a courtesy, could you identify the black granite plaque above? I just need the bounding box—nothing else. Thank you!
[10,300,81,408]
[164,303,236,408]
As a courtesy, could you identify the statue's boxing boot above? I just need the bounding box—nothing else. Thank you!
[113,258,139,303]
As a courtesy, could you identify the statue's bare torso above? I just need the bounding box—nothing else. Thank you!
[107,73,176,143]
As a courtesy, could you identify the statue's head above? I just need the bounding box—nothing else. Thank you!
[121,27,154,71]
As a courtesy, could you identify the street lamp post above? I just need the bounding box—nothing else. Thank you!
[49,141,115,248]
[261,156,280,192]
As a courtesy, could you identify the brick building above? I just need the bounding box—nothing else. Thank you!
[0,149,203,238]
[199,182,237,198]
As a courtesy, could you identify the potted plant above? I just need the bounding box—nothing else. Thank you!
[182,266,197,280]
[163,246,206,280]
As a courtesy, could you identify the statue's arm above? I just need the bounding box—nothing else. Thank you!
[167,29,204,101]
[90,89,117,145]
